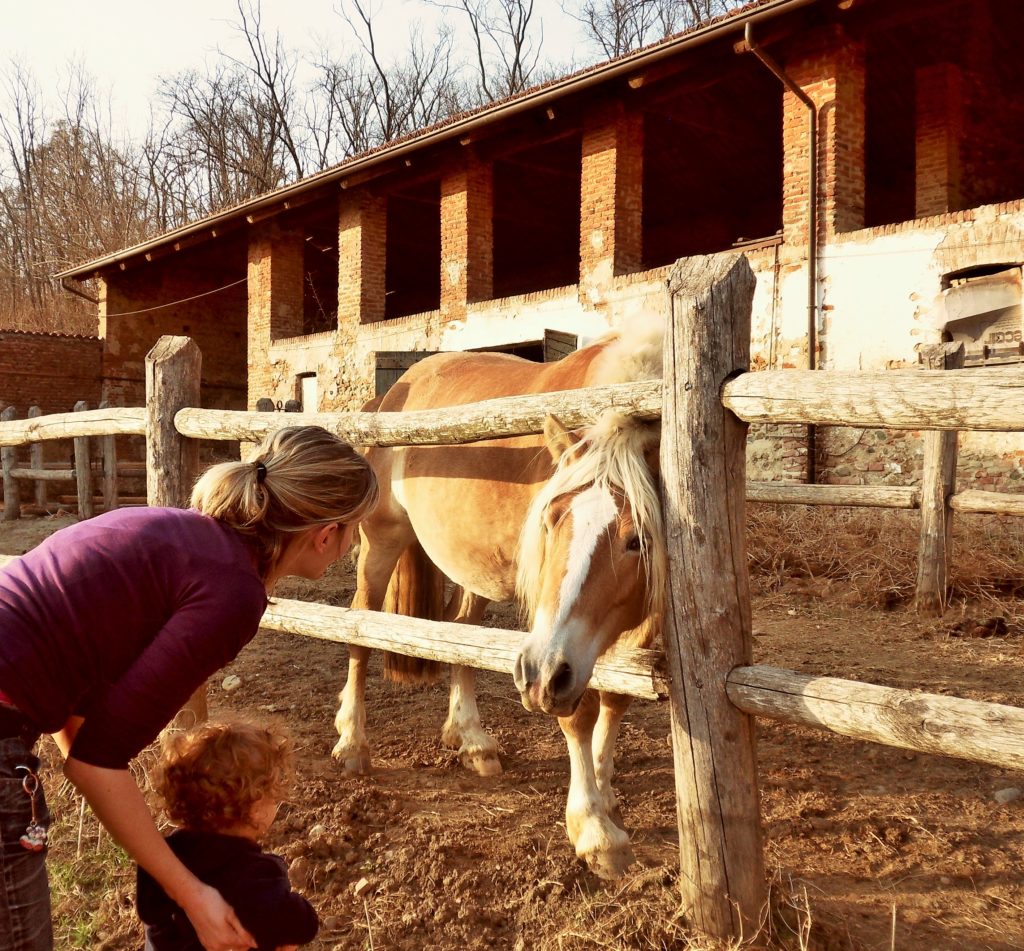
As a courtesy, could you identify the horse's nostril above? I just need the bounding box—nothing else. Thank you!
[551,661,573,699]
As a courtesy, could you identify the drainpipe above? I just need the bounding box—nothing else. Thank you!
[60,277,99,305]
[743,21,819,483]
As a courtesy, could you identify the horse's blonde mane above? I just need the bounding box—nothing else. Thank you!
[516,409,666,633]
[588,312,665,386]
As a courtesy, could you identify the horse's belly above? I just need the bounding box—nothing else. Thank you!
[395,447,534,603]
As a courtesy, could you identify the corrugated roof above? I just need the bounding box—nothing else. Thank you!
[56,0,814,281]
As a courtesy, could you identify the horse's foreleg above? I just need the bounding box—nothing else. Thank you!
[442,665,502,776]
[332,644,371,773]
[439,590,502,776]
[593,691,632,830]
[332,524,409,774]
[559,689,635,880]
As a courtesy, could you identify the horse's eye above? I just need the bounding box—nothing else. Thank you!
[625,535,642,553]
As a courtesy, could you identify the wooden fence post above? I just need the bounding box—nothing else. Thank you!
[27,407,46,510]
[1,406,20,521]
[661,254,766,940]
[915,342,964,616]
[145,337,201,509]
[146,336,206,727]
[99,400,119,512]
[73,401,94,520]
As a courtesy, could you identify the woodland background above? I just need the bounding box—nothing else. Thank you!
[0,0,740,335]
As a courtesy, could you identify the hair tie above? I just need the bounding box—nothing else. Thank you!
[254,461,268,484]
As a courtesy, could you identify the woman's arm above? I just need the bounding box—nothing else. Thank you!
[63,757,256,951]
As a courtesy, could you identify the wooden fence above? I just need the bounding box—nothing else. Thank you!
[3,255,1024,940]
[0,401,146,519]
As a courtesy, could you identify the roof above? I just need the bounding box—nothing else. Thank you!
[56,0,817,281]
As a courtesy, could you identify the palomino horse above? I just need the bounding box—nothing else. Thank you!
[333,321,665,878]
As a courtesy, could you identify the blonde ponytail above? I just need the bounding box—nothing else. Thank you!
[191,426,378,580]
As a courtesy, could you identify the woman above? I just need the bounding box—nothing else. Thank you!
[0,425,377,951]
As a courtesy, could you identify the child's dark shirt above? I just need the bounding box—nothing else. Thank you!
[136,829,319,950]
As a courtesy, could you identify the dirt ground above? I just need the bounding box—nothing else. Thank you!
[3,512,1024,950]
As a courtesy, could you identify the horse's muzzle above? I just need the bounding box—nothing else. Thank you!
[514,652,580,717]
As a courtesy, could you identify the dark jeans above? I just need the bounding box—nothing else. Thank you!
[0,736,52,951]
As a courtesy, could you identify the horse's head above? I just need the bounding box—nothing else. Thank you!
[513,413,665,716]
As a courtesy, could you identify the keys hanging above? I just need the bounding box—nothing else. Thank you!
[15,765,47,852]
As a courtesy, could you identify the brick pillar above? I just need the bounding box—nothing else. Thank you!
[781,28,865,246]
[580,104,643,301]
[441,156,493,323]
[247,222,304,406]
[915,63,965,218]
[338,191,386,326]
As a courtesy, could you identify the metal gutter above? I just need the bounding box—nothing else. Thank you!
[56,0,820,281]
[743,20,819,482]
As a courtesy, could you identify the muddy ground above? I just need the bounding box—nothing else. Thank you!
[2,512,1023,950]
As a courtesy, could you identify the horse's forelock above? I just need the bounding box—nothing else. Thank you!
[516,412,666,627]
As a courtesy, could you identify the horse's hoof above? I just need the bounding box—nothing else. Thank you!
[461,749,503,777]
[583,842,636,880]
[331,740,371,775]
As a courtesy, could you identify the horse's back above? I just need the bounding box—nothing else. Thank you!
[377,343,614,413]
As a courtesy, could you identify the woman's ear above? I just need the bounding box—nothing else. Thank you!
[312,522,337,553]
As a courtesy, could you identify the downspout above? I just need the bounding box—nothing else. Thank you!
[743,21,819,483]
[60,276,99,305]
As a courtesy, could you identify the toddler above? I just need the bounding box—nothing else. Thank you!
[137,719,319,950]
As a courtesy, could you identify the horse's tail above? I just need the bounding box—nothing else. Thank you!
[381,541,446,685]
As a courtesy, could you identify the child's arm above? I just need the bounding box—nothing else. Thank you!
[225,854,319,948]
[64,757,258,951]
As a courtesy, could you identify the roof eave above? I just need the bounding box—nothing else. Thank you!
[56,0,816,282]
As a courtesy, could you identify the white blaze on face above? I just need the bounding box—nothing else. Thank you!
[553,485,617,631]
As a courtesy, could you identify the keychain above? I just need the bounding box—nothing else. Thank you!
[15,766,47,852]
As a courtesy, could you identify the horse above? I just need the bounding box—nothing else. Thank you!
[332,320,666,879]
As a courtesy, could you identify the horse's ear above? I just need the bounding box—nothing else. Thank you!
[543,414,580,463]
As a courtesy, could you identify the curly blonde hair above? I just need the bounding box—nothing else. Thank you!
[191,425,379,582]
[155,720,293,834]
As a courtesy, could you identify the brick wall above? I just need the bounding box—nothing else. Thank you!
[782,26,866,249]
[0,331,102,415]
[247,222,305,404]
[441,156,493,323]
[339,192,386,326]
[101,236,248,411]
[915,62,964,217]
[580,104,643,299]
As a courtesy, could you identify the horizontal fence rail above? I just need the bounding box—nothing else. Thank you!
[727,665,1024,772]
[723,368,1024,431]
[0,407,146,447]
[263,598,667,701]
[174,381,664,446]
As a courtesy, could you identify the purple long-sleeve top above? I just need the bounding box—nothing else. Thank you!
[0,507,268,768]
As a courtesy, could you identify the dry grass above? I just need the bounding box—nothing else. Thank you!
[746,505,1024,616]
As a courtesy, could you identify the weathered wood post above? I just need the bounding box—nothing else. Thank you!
[146,336,206,726]
[73,401,94,520]
[1,406,20,521]
[99,400,119,512]
[28,406,46,510]
[915,342,964,616]
[660,254,766,940]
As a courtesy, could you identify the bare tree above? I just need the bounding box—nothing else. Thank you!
[564,0,743,59]
[429,0,543,102]
[310,0,464,162]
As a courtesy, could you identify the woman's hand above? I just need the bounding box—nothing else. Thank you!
[179,881,256,950]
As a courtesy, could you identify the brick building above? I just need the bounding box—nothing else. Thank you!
[55,0,1024,487]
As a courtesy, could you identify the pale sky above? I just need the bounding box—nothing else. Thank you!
[1,0,586,140]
